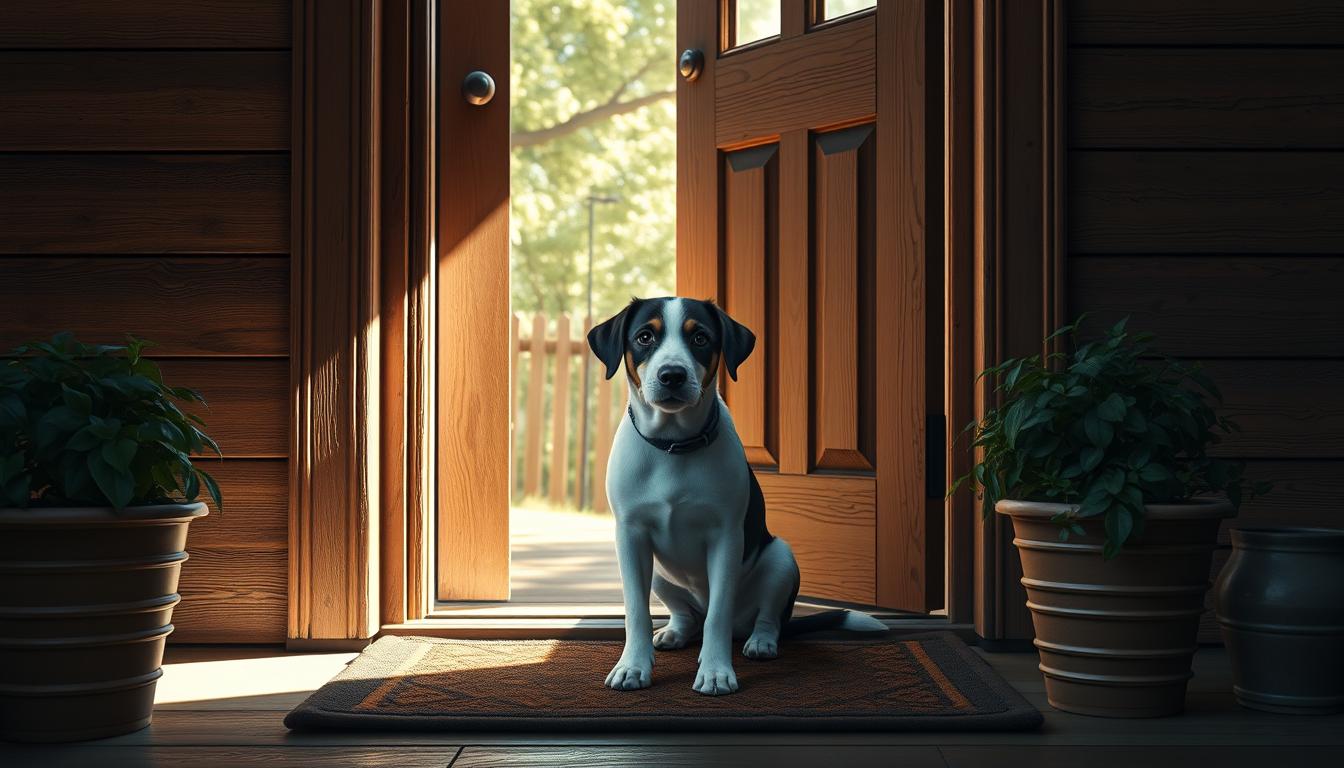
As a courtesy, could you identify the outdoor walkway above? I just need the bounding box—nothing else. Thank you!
[510,505,624,604]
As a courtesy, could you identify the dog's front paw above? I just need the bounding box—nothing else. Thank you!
[604,657,653,691]
[692,662,739,696]
[653,625,693,650]
[742,633,779,660]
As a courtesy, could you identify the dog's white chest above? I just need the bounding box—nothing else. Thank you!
[606,413,749,589]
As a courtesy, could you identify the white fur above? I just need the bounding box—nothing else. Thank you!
[603,298,804,696]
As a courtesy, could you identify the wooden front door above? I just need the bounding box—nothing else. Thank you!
[678,0,930,610]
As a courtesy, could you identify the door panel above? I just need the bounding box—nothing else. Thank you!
[813,124,877,473]
[679,0,928,611]
[722,144,779,468]
[758,472,875,604]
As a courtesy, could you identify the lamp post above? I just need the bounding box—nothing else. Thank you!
[578,192,620,510]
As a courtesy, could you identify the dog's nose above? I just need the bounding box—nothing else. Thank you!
[657,365,688,387]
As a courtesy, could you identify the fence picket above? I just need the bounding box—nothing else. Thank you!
[573,316,593,508]
[524,314,547,497]
[509,313,520,493]
[548,314,571,504]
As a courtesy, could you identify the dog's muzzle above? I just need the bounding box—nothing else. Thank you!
[645,364,699,410]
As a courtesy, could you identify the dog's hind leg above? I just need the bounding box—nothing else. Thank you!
[741,538,801,660]
[652,573,703,651]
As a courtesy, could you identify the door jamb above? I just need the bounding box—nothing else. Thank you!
[943,0,1067,637]
[288,0,384,647]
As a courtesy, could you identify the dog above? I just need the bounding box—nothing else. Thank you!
[588,297,885,696]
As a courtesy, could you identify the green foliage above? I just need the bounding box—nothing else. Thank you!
[0,333,223,511]
[951,317,1268,558]
[511,0,676,317]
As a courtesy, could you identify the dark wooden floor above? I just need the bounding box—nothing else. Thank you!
[2,646,1340,767]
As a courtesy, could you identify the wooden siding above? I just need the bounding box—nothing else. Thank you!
[1068,1,1344,642]
[0,1,291,643]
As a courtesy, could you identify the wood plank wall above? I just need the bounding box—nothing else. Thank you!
[1067,1,1344,641]
[0,1,292,642]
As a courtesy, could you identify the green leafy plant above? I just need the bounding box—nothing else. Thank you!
[951,317,1267,557]
[0,333,222,510]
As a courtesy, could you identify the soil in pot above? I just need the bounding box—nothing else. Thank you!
[1216,526,1344,715]
[0,503,206,743]
[998,498,1233,718]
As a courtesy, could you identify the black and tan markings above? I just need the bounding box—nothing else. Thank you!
[682,316,719,387]
[586,297,757,388]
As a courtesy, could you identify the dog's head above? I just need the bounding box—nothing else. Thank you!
[588,297,755,414]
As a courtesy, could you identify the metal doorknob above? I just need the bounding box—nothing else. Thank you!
[462,70,496,105]
[678,49,704,82]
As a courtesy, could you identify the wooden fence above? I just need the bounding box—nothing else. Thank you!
[511,313,624,512]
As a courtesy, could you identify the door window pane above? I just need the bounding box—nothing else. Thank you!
[734,0,780,47]
[819,0,875,21]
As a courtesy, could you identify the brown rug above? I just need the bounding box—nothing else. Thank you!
[284,632,1041,732]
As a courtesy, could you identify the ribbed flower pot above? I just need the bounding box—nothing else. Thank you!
[0,503,206,742]
[1215,526,1344,714]
[997,498,1233,718]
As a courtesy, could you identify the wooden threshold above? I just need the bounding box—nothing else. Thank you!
[383,603,972,641]
[381,620,976,641]
[424,598,934,620]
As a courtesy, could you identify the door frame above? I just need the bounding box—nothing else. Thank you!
[286,0,1065,644]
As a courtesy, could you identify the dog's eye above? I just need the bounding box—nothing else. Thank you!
[634,329,655,346]
[692,331,710,347]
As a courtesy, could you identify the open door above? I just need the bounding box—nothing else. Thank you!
[677,0,930,610]
[436,1,512,601]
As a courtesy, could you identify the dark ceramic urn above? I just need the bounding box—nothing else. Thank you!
[1215,526,1344,715]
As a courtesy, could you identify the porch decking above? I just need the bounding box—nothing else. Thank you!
[3,646,1338,766]
[509,506,623,604]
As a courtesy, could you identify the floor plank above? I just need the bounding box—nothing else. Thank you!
[941,746,1339,768]
[0,746,460,767]
[453,745,946,768]
[101,702,1344,749]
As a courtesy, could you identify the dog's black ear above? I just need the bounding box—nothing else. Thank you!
[588,300,639,380]
[713,303,756,381]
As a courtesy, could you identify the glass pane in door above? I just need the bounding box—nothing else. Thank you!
[734,0,780,47]
[818,0,875,21]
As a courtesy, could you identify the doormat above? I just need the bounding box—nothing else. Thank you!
[284,632,1041,732]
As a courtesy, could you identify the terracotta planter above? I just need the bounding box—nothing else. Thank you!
[997,498,1233,718]
[1215,526,1344,714]
[0,503,206,742]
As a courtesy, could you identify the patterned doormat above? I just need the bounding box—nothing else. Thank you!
[284,632,1042,732]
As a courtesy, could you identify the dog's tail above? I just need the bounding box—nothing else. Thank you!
[783,609,887,637]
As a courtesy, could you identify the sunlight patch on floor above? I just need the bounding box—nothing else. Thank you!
[155,652,358,704]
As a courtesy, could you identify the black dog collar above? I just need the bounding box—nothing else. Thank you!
[628,401,721,454]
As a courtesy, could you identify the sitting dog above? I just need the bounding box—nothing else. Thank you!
[588,297,884,696]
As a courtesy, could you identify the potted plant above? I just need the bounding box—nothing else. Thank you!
[0,334,221,742]
[952,318,1266,718]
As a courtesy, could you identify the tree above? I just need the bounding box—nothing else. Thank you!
[510,0,676,318]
